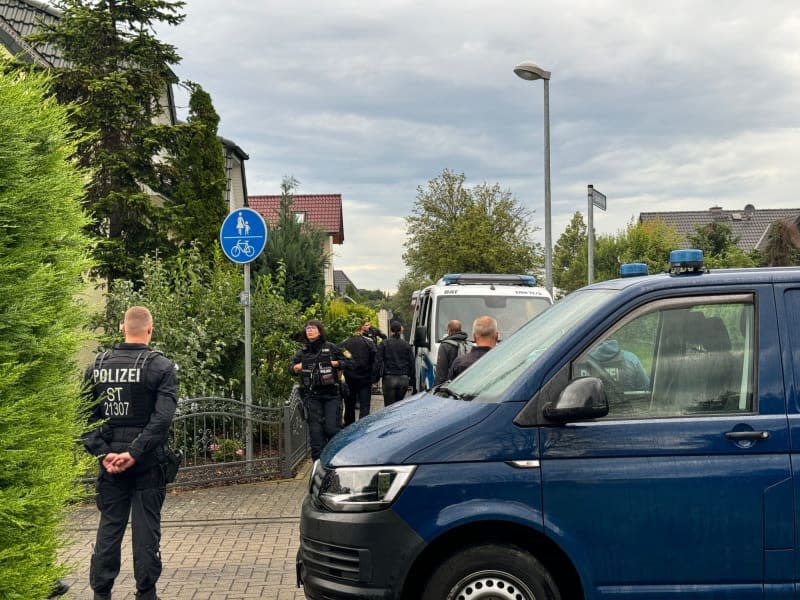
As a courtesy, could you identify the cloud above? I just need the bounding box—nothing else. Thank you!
[161,0,800,290]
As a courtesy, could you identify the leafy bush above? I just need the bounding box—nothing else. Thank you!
[319,296,377,344]
[96,248,311,404]
[249,265,306,404]
[95,244,242,396]
[212,438,244,462]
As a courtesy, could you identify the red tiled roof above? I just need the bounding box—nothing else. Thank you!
[248,194,344,244]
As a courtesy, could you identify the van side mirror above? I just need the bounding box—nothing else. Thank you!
[413,326,428,348]
[543,377,609,422]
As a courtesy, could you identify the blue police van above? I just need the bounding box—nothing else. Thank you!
[297,251,800,600]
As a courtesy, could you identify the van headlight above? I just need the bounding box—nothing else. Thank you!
[314,464,416,512]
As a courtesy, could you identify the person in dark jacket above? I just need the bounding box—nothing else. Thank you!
[447,315,499,380]
[360,319,387,344]
[340,325,377,425]
[587,339,650,391]
[374,321,415,406]
[290,319,350,460]
[83,306,179,600]
[434,319,469,386]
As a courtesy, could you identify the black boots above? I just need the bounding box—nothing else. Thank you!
[46,580,70,599]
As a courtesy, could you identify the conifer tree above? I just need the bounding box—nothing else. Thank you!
[253,177,328,308]
[0,67,92,598]
[158,81,226,259]
[32,0,186,285]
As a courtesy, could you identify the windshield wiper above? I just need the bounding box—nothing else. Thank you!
[435,385,463,400]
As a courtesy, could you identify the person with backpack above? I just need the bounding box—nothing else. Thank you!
[290,319,350,460]
[339,324,377,425]
[447,316,499,380]
[374,321,415,406]
[433,320,469,386]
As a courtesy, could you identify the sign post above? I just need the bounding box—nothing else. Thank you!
[587,185,607,284]
[220,208,267,466]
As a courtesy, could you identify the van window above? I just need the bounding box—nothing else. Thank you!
[440,289,616,400]
[573,296,755,418]
[436,295,551,341]
[784,288,800,411]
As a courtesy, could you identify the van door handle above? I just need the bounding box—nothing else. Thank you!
[725,430,769,441]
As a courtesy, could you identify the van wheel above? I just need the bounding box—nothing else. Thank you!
[421,544,560,600]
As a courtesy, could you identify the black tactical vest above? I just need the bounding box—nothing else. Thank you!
[91,349,160,428]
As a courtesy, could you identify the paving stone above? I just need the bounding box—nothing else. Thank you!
[57,395,386,599]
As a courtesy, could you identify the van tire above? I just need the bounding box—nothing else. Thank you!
[421,543,560,600]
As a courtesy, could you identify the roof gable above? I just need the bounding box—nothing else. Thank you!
[333,269,357,295]
[639,205,800,252]
[0,0,64,67]
[248,194,344,244]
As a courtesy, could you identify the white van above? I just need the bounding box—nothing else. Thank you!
[410,273,552,390]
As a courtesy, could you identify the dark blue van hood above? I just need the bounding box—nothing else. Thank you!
[323,392,499,467]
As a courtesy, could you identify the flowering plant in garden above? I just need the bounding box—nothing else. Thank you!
[211,438,244,462]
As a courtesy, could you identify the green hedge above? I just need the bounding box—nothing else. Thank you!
[0,67,94,599]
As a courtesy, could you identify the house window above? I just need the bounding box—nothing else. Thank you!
[293,212,306,223]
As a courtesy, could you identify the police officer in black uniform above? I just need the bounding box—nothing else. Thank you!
[290,319,349,460]
[83,306,178,600]
[374,320,415,406]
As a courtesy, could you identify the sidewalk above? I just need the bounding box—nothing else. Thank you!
[59,395,385,600]
[59,460,312,600]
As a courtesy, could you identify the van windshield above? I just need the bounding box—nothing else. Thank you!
[439,289,617,401]
[436,295,551,341]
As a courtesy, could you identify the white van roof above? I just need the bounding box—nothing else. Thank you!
[437,273,538,287]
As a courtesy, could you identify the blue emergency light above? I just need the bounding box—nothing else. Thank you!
[669,249,705,275]
[440,273,537,287]
[620,263,649,278]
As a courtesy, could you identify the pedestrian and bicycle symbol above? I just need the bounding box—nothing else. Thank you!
[219,208,267,264]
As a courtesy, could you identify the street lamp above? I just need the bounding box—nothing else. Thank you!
[514,60,552,297]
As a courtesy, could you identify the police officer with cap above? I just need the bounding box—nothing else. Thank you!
[83,306,178,600]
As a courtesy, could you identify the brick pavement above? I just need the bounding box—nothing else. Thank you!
[59,460,312,600]
[59,395,386,600]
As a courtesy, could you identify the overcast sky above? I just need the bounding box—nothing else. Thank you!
[158,0,800,292]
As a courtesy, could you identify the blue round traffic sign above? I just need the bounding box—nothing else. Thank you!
[219,208,267,264]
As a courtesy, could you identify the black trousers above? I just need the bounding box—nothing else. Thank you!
[343,379,372,425]
[90,464,165,598]
[305,393,341,460]
[382,374,410,406]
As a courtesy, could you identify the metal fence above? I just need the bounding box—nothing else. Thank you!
[168,386,309,488]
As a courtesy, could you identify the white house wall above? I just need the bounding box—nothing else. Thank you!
[324,236,334,294]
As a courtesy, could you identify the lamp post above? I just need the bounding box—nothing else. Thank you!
[514,61,552,297]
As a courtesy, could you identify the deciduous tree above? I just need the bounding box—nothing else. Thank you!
[553,212,588,294]
[620,219,684,274]
[403,169,542,282]
[688,222,756,268]
[762,219,800,266]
